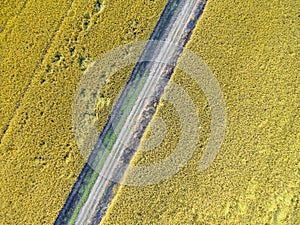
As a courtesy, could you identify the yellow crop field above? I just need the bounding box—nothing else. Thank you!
[0,0,73,143]
[0,0,27,32]
[0,0,168,224]
[101,0,299,224]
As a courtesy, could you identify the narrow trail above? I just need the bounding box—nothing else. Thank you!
[55,0,208,224]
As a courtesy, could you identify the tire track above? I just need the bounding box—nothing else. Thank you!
[55,0,207,224]
[77,2,205,224]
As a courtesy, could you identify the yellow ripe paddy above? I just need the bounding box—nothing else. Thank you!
[1,0,299,225]
[101,0,299,224]
[0,0,167,224]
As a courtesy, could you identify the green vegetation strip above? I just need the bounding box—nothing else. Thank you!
[56,63,153,223]
[56,0,197,222]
